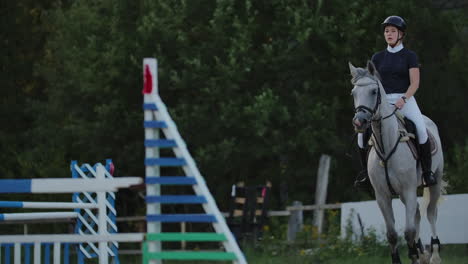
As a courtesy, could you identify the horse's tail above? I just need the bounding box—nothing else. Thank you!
[421,179,448,217]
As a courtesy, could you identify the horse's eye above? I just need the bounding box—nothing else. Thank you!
[371,89,377,95]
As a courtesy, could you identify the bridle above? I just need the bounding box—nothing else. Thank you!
[354,85,381,118]
[354,80,397,122]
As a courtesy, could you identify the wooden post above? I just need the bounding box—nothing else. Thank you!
[287,201,303,242]
[313,154,331,234]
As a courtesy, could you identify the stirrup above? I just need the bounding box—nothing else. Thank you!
[354,171,368,187]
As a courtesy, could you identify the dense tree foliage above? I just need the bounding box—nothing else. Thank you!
[1,0,467,213]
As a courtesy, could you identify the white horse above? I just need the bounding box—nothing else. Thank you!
[349,61,444,264]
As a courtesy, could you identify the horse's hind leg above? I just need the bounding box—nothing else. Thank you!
[427,171,441,237]
[376,193,401,264]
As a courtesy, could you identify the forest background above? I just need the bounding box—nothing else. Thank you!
[2,0,468,218]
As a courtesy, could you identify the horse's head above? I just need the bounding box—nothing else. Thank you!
[349,61,381,132]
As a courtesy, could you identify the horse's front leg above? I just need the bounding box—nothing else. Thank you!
[376,192,401,264]
[427,173,442,264]
[401,190,420,264]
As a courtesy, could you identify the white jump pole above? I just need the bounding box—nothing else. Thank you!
[0,201,98,209]
[53,242,61,264]
[144,58,161,264]
[34,242,41,264]
[0,212,79,221]
[14,243,21,264]
[97,165,109,264]
[0,178,142,194]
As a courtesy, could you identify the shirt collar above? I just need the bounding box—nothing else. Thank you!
[387,43,404,53]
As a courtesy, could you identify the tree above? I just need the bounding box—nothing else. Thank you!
[3,0,467,214]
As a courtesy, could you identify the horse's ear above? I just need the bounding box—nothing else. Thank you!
[348,62,358,78]
[367,60,377,76]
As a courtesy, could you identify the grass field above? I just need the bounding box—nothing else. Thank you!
[244,255,467,264]
[115,244,467,263]
[243,243,468,264]
[231,212,468,264]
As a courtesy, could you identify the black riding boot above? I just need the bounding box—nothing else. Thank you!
[420,139,437,187]
[354,148,368,187]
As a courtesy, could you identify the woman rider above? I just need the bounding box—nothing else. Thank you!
[355,16,437,187]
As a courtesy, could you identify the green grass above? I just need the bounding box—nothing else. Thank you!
[244,244,468,264]
[116,249,467,264]
[97,244,468,264]
[243,255,468,264]
[244,254,467,264]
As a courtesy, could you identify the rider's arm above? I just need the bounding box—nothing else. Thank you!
[396,67,419,108]
[405,67,420,100]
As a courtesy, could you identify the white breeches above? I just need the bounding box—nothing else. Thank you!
[358,93,428,148]
[357,133,365,149]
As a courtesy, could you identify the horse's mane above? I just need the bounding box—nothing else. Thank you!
[350,67,381,85]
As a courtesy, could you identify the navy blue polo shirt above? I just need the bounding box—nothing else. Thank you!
[371,48,419,94]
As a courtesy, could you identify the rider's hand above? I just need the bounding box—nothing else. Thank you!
[395,97,406,109]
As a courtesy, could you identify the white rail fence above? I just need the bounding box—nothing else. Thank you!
[341,193,468,244]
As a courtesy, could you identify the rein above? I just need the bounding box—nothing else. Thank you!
[372,120,401,195]
[380,107,398,121]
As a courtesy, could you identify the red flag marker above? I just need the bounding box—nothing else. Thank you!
[109,162,115,176]
[143,65,153,94]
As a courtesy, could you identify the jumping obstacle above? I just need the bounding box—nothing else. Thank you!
[143,58,247,264]
[0,58,247,264]
[0,163,143,264]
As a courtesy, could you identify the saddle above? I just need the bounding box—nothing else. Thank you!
[395,112,437,160]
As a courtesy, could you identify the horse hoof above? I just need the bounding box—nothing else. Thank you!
[392,256,403,264]
[420,251,431,264]
[430,250,441,264]
[430,256,441,264]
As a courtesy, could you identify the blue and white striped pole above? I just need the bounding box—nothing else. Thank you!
[0,212,78,221]
[0,178,141,194]
[0,201,98,209]
[143,57,162,264]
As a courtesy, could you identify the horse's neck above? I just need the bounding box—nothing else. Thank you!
[371,95,400,153]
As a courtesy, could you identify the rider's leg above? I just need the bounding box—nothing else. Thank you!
[356,145,368,185]
[420,139,437,186]
[394,95,437,186]
[355,129,371,187]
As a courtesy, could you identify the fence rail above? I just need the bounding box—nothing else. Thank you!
[0,233,144,243]
[0,203,342,225]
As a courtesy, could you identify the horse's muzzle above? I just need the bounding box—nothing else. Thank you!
[353,114,369,132]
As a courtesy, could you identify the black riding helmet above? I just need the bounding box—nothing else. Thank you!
[381,16,407,32]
